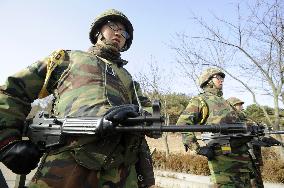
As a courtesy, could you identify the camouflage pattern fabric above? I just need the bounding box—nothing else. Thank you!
[176,86,252,187]
[0,45,152,187]
[197,68,225,88]
[229,101,264,188]
[0,60,46,148]
[208,155,251,188]
[53,50,135,117]
[28,151,138,188]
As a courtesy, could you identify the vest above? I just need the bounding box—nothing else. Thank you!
[40,50,143,170]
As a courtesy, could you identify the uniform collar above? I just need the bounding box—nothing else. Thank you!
[202,85,223,97]
[87,44,128,67]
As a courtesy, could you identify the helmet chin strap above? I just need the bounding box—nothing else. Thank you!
[208,80,215,88]
[208,79,222,90]
[203,80,223,96]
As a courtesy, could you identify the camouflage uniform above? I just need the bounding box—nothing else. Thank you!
[0,9,154,188]
[177,68,252,188]
[227,97,264,188]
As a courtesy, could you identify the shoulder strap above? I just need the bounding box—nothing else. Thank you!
[196,96,209,124]
[96,55,133,102]
[96,55,111,65]
[38,50,66,99]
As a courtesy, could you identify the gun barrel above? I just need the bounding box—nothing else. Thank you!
[266,131,284,134]
[114,124,247,133]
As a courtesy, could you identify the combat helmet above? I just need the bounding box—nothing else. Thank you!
[227,97,244,106]
[89,9,133,52]
[198,68,225,88]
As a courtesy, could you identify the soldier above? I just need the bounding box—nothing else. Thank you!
[177,68,253,187]
[226,97,246,121]
[227,97,244,111]
[0,9,156,188]
[227,97,264,188]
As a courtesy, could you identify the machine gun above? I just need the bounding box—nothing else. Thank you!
[25,100,283,152]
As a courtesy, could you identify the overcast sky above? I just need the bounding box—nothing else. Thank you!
[0,0,277,107]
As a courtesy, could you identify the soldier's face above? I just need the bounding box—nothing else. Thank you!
[99,21,127,51]
[212,74,224,89]
[234,104,243,111]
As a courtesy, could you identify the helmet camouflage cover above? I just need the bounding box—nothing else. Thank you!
[227,97,244,106]
[198,68,225,88]
[89,9,133,52]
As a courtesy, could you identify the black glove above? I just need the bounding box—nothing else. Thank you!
[104,104,139,126]
[0,140,42,174]
[259,136,282,147]
[196,146,215,160]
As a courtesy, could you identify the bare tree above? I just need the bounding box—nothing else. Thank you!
[135,56,173,157]
[171,0,284,143]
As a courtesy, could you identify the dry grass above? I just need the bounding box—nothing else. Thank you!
[152,150,284,183]
[261,148,284,183]
[153,151,210,175]
[147,134,284,183]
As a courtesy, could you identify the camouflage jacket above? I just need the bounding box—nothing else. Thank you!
[0,48,151,170]
[176,87,242,146]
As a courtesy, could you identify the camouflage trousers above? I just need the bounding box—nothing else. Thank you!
[208,154,252,188]
[28,151,138,188]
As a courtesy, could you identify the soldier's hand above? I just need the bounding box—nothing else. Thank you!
[260,136,282,147]
[196,146,215,160]
[104,104,139,126]
[0,140,42,174]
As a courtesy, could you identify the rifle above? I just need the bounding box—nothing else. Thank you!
[21,100,284,188]
[24,100,283,152]
[200,125,283,154]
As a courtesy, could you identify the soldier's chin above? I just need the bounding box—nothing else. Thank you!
[105,42,120,52]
